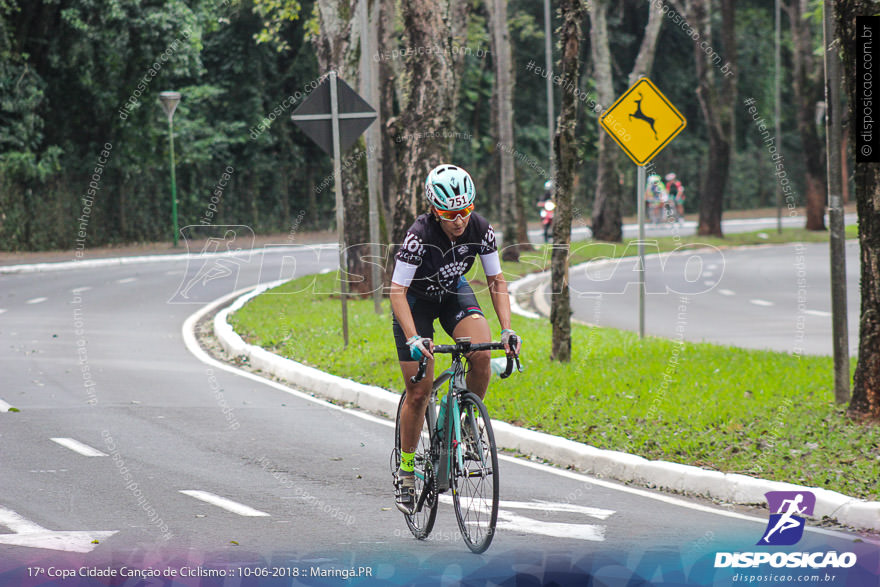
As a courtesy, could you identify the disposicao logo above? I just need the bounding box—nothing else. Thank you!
[714,491,858,570]
[759,491,815,546]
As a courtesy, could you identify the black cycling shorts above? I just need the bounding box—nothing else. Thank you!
[392,279,484,362]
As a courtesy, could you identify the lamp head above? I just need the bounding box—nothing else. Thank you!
[159,91,182,121]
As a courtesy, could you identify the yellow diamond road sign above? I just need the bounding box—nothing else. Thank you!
[599,78,686,166]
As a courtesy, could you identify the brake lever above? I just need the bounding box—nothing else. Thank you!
[499,335,520,379]
[410,357,428,384]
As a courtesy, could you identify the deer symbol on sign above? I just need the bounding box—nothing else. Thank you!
[629,92,658,140]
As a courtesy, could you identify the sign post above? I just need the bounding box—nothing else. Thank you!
[599,77,686,338]
[291,72,377,346]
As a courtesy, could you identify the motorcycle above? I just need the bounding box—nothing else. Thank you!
[539,200,556,242]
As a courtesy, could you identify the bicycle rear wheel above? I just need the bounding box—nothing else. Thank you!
[452,393,499,553]
[392,393,437,539]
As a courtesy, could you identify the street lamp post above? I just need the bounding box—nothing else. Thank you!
[159,91,181,247]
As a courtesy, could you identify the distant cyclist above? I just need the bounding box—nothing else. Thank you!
[389,163,521,514]
[646,174,668,224]
[665,172,685,222]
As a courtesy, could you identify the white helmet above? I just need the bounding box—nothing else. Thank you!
[424,164,475,211]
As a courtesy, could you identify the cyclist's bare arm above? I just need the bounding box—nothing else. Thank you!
[486,273,512,332]
[390,282,434,360]
[390,282,417,340]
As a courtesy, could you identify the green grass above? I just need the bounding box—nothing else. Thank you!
[230,226,879,501]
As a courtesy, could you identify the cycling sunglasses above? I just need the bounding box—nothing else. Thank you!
[435,203,475,222]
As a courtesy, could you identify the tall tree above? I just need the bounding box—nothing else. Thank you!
[387,0,472,246]
[787,0,827,231]
[310,0,376,295]
[489,0,519,260]
[589,0,664,242]
[837,0,880,422]
[671,0,737,237]
[550,0,586,362]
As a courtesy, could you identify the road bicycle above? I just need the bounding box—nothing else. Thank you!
[390,336,521,553]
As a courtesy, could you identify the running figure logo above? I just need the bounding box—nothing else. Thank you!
[629,93,658,140]
[758,491,815,546]
[168,225,255,303]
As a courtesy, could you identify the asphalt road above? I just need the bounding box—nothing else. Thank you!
[524,213,854,244]
[0,239,875,584]
[549,240,861,355]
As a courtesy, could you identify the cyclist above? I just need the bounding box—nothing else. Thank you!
[390,163,521,514]
[665,172,685,222]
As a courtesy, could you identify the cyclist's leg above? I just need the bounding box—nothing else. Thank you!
[398,360,435,454]
[439,280,491,400]
[392,298,437,460]
[454,316,491,399]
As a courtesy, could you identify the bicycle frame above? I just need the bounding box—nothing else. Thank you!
[428,358,468,493]
[407,337,520,515]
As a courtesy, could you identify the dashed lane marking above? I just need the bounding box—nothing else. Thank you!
[179,490,270,517]
[117,277,137,284]
[25,297,47,305]
[718,289,735,296]
[50,437,107,457]
[804,310,832,317]
[749,299,774,307]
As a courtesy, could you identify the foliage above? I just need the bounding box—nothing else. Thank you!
[0,0,838,251]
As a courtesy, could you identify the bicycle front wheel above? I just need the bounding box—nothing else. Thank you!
[452,393,499,553]
[393,393,438,540]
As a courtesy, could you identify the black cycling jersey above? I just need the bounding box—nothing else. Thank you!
[395,212,498,302]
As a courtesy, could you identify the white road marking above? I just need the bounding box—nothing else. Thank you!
[50,437,107,457]
[703,281,715,286]
[804,310,832,317]
[25,297,47,304]
[0,309,6,315]
[718,289,735,296]
[117,277,137,284]
[497,499,615,520]
[496,509,606,541]
[0,506,116,553]
[181,285,863,543]
[749,299,774,307]
[179,490,270,517]
[437,495,610,541]
[0,398,14,412]
[71,286,92,293]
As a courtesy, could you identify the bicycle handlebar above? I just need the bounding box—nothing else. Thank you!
[409,336,521,384]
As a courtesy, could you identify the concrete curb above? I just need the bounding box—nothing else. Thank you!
[214,281,880,533]
[0,244,337,274]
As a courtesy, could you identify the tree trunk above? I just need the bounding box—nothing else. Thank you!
[550,0,586,363]
[589,0,622,242]
[590,0,663,242]
[676,0,737,237]
[312,0,374,295]
[787,0,827,231]
[388,0,469,248]
[838,0,880,422]
[490,0,519,260]
[378,0,398,237]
